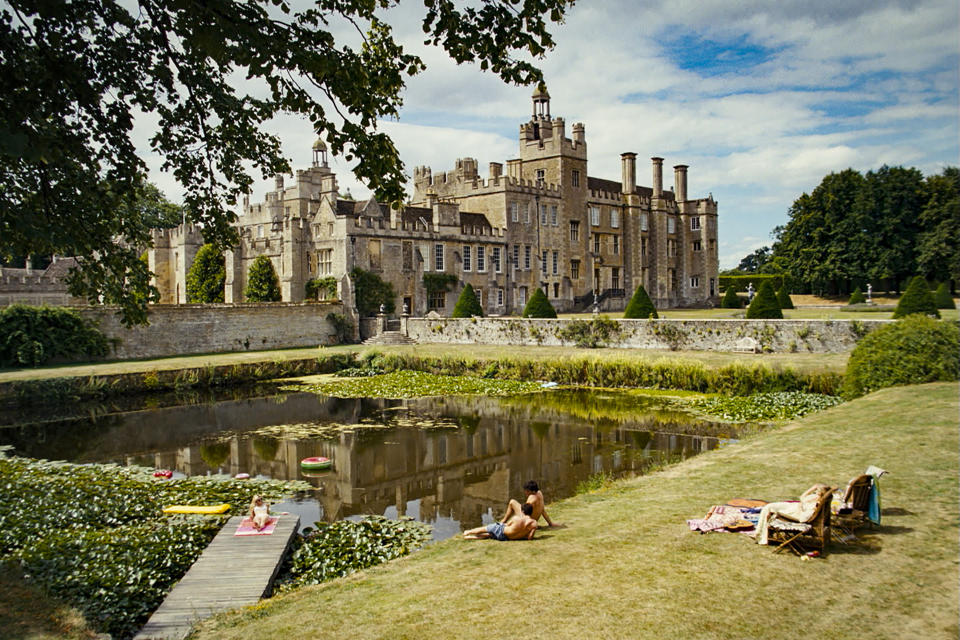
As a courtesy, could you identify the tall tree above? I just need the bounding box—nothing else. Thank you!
[735,246,771,273]
[916,167,960,289]
[185,244,225,303]
[244,256,281,302]
[861,166,925,293]
[0,0,571,324]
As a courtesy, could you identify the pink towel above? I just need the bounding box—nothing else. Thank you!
[235,516,278,536]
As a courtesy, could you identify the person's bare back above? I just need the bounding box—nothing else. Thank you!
[503,512,538,540]
[500,480,557,527]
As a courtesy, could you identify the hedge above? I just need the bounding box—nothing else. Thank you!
[719,274,787,292]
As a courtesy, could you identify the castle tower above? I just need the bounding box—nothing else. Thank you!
[532,83,551,120]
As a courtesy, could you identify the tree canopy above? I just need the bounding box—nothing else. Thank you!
[767,166,958,295]
[0,0,571,324]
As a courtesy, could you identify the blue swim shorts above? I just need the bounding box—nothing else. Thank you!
[486,522,508,541]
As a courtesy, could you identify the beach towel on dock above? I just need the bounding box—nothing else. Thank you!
[235,516,278,536]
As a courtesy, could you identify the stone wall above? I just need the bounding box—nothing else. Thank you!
[405,317,888,353]
[78,302,344,360]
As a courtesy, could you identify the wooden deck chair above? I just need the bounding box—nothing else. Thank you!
[768,492,833,556]
[833,474,873,539]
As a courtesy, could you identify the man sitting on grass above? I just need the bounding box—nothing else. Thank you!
[500,480,558,528]
[463,503,538,541]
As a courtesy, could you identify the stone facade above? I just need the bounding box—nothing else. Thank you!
[155,87,719,316]
[404,317,885,353]
[0,258,84,306]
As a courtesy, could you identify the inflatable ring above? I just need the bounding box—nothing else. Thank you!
[234,473,250,480]
[300,456,332,470]
[153,469,173,479]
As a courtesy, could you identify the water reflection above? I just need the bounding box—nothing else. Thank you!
[0,390,740,540]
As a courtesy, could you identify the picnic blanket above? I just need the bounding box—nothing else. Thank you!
[686,500,767,534]
[234,516,278,536]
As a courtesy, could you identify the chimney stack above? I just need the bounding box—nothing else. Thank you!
[674,165,688,202]
[620,153,637,195]
[651,157,663,198]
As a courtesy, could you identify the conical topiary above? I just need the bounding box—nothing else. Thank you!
[186,244,225,303]
[746,280,782,319]
[934,282,956,309]
[522,288,557,318]
[893,276,940,319]
[244,255,281,302]
[720,285,742,309]
[848,287,866,305]
[775,286,794,309]
[452,283,483,317]
[623,285,658,319]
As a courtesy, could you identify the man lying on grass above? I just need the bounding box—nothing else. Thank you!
[464,503,538,541]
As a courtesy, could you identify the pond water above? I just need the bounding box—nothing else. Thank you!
[0,387,743,541]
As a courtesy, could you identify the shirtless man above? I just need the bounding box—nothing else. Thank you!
[463,503,538,541]
[500,480,557,528]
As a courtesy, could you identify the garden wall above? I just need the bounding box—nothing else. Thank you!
[78,302,344,360]
[405,317,888,353]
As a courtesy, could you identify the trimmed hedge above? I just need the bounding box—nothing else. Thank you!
[843,315,959,398]
[746,281,782,319]
[776,287,794,309]
[848,287,866,305]
[452,283,484,318]
[720,286,742,308]
[934,282,956,309]
[522,288,557,318]
[893,276,939,319]
[623,285,658,319]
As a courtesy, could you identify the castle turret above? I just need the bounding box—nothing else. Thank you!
[532,83,551,120]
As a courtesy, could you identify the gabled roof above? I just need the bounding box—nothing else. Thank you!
[459,212,492,228]
[586,176,672,201]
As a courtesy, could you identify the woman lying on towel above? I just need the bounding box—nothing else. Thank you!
[249,495,271,531]
[754,484,832,545]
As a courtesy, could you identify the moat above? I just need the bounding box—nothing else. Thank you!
[0,387,743,541]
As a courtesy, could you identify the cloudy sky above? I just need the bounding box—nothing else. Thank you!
[144,0,959,269]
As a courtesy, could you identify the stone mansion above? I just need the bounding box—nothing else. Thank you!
[150,87,719,315]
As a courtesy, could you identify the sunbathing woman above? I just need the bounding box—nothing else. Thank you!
[249,495,271,531]
[754,483,832,545]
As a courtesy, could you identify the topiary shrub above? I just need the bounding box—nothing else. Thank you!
[746,281,782,319]
[843,315,959,398]
[848,287,866,305]
[776,287,794,309]
[244,255,281,302]
[522,288,557,318]
[720,286,742,309]
[934,282,956,309]
[185,244,225,303]
[623,285,658,319]
[452,283,484,318]
[893,276,939,319]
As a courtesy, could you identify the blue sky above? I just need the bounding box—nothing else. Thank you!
[142,0,960,269]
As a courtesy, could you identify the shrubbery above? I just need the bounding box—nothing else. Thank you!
[350,267,395,316]
[934,282,955,309]
[558,316,621,347]
[893,276,939,318]
[0,305,109,367]
[305,276,338,301]
[746,281,782,319]
[720,286,742,309]
[847,287,866,305]
[452,283,483,317]
[244,255,281,302]
[843,314,959,398]
[185,244,225,303]
[776,287,795,309]
[522,288,557,318]
[623,285,657,318]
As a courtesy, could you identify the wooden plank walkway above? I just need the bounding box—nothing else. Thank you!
[134,514,300,640]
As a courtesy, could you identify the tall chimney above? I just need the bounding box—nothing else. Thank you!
[651,157,663,198]
[621,153,637,194]
[674,164,688,202]
[274,174,284,191]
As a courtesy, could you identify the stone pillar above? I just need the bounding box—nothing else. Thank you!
[651,157,663,198]
[621,152,637,194]
[674,164,688,202]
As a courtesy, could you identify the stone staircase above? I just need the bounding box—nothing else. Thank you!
[362,330,417,346]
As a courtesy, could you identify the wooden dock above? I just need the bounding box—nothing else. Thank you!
[134,514,300,640]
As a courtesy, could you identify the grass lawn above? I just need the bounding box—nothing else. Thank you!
[0,343,848,384]
[191,383,959,640]
[0,563,97,640]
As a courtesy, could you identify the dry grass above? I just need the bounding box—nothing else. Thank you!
[191,383,959,640]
